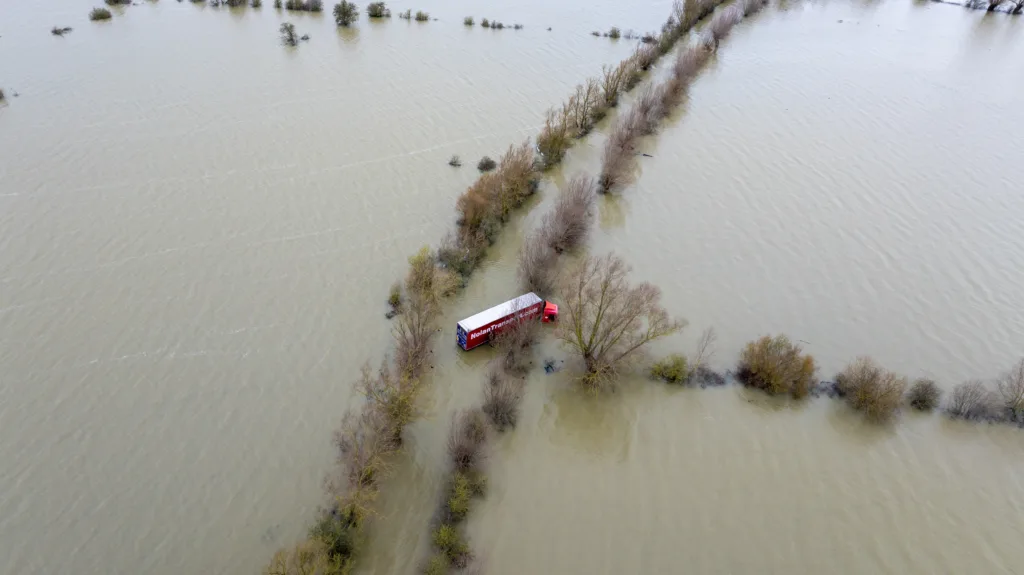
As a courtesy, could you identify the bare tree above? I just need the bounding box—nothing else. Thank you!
[358,360,418,443]
[517,232,558,296]
[598,109,640,193]
[333,405,398,490]
[690,327,717,372]
[482,370,525,431]
[536,106,572,168]
[557,254,685,390]
[601,64,627,108]
[946,380,994,420]
[543,175,597,254]
[447,408,489,472]
[392,292,438,379]
[634,84,665,135]
[996,358,1024,419]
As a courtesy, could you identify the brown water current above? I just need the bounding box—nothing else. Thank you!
[2,0,1024,573]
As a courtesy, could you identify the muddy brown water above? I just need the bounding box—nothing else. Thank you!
[2,0,1023,573]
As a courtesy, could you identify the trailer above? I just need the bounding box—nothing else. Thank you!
[456,292,558,351]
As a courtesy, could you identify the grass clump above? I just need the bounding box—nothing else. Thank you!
[836,357,907,422]
[736,335,817,399]
[414,10,429,21]
[90,7,113,20]
[463,16,473,25]
[906,378,941,411]
[651,354,689,384]
[366,1,389,17]
[608,26,621,38]
[334,1,358,25]
[476,156,497,172]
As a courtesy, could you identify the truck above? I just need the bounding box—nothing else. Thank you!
[456,292,559,351]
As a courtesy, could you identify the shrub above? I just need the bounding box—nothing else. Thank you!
[480,17,490,27]
[707,5,742,42]
[477,156,497,172]
[906,378,941,411]
[280,22,298,45]
[836,357,907,422]
[634,44,659,71]
[274,0,281,7]
[483,372,525,431]
[448,155,462,167]
[105,0,130,5]
[634,83,666,135]
[397,8,410,18]
[432,524,471,567]
[996,358,1024,420]
[491,308,539,374]
[51,26,73,35]
[536,106,572,169]
[608,26,621,38]
[90,7,113,20]
[736,335,817,398]
[334,1,358,25]
[423,553,449,575]
[0,89,5,101]
[414,10,428,21]
[558,254,684,391]
[366,1,389,17]
[598,110,638,193]
[518,233,558,296]
[641,33,657,44]
[601,64,626,108]
[447,409,488,472]
[463,16,473,25]
[438,230,486,278]
[1011,0,1024,14]
[987,0,1005,10]
[446,471,473,521]
[651,354,689,384]
[513,23,523,29]
[542,175,596,254]
[946,380,994,420]
[591,31,600,37]
[565,79,605,137]
[387,281,402,310]
[492,21,504,29]
[264,538,343,575]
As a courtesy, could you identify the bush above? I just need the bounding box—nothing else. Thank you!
[946,380,994,420]
[334,1,358,25]
[483,371,525,431]
[105,0,130,5]
[736,335,817,399]
[308,509,359,564]
[448,155,461,167]
[387,281,402,311]
[280,22,298,45]
[996,358,1024,420]
[480,17,490,27]
[634,83,666,135]
[89,7,113,20]
[542,175,596,254]
[836,357,907,422]
[463,16,473,25]
[447,409,488,472]
[397,8,410,18]
[423,553,449,575]
[651,354,689,384]
[518,233,558,296]
[366,1,389,17]
[601,64,626,108]
[0,89,5,101]
[51,26,73,36]
[906,379,941,411]
[476,156,496,172]
[438,230,485,278]
[608,26,621,38]
[492,21,505,29]
[634,44,659,71]
[446,471,473,521]
[513,23,523,29]
[432,524,471,568]
[598,109,638,193]
[565,79,606,137]
[492,310,539,374]
[414,10,428,21]
[274,0,281,7]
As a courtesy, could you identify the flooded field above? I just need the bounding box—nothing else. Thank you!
[2,0,1023,573]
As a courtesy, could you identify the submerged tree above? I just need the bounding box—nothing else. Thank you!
[280,22,298,45]
[334,0,358,25]
[557,254,684,390]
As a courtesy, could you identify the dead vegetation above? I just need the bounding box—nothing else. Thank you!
[482,370,525,431]
[517,175,596,297]
[996,358,1024,421]
[557,254,684,391]
[836,357,907,422]
[736,335,817,399]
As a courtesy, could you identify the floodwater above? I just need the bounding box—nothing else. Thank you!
[1,0,1023,574]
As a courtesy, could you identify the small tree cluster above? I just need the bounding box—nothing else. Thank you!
[285,0,322,11]
[736,335,817,398]
[836,357,907,422]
